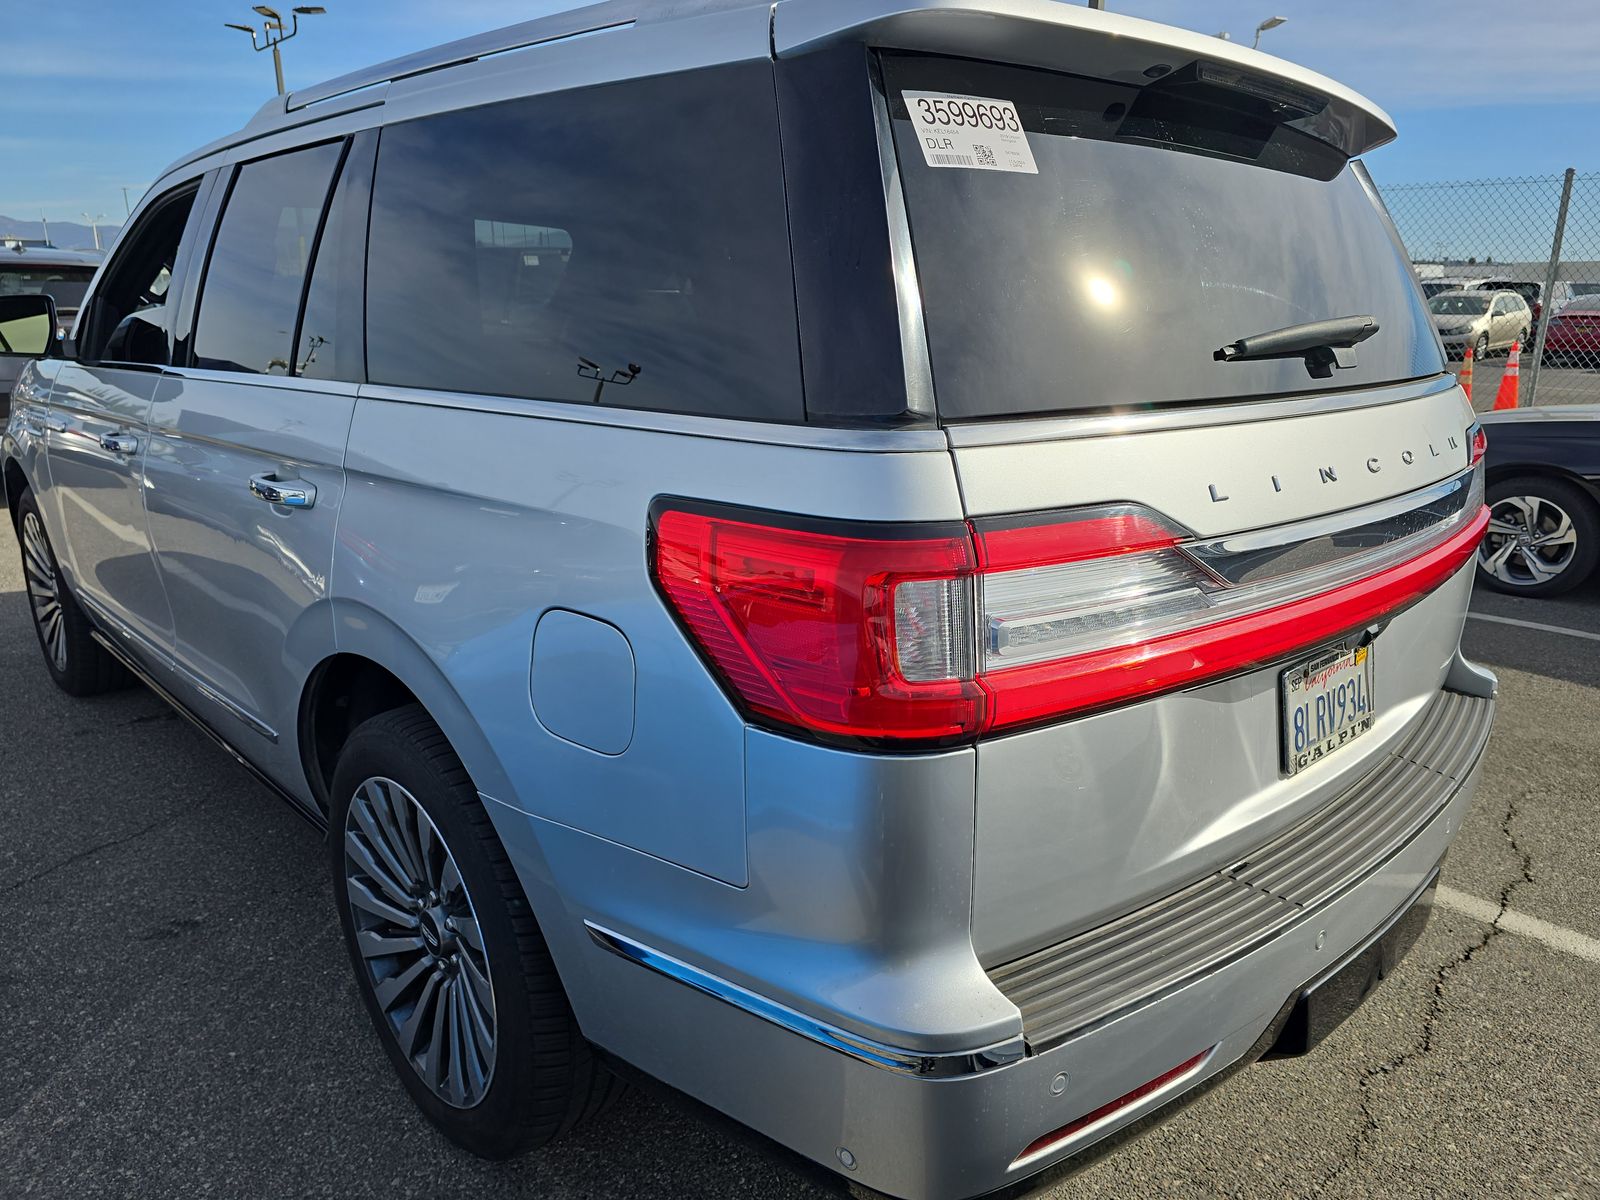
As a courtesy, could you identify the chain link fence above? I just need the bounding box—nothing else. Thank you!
[1377,170,1600,409]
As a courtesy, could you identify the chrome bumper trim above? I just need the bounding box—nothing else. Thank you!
[585,923,1027,1078]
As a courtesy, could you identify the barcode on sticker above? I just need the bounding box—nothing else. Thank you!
[929,153,975,167]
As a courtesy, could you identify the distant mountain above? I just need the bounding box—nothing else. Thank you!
[0,216,122,252]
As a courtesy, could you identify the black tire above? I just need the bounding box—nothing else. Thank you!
[12,486,130,696]
[1474,332,1490,361]
[1477,475,1600,597]
[329,704,621,1158]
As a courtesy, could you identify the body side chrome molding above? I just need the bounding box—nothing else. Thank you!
[585,922,1027,1078]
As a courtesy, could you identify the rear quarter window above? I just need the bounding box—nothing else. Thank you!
[881,54,1443,421]
[365,61,804,423]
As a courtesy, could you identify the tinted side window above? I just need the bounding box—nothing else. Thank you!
[193,142,342,374]
[366,62,803,422]
[296,134,376,381]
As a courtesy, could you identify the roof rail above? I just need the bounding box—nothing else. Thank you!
[286,0,643,111]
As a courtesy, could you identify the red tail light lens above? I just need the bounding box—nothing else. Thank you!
[651,488,1488,749]
[650,506,985,742]
[1469,422,1487,465]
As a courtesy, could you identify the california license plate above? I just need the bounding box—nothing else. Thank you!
[1281,643,1376,775]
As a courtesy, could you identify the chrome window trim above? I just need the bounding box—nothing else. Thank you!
[585,922,1026,1077]
[159,367,360,398]
[868,51,937,423]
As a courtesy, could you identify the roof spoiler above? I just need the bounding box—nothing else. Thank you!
[773,0,1397,159]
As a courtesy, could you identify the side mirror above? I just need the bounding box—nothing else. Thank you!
[0,293,59,359]
[102,310,170,367]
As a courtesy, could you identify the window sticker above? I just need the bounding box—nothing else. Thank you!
[902,92,1038,174]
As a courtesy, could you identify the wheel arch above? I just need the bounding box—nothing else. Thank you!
[3,453,29,526]
[300,601,520,815]
[1485,462,1600,508]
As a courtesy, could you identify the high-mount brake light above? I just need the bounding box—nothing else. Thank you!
[650,486,1489,749]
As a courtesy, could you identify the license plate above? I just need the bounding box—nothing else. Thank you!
[1281,643,1376,775]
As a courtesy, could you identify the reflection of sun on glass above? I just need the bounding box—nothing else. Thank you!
[1084,274,1120,309]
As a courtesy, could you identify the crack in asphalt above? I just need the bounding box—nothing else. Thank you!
[1,805,203,897]
[1310,790,1537,1197]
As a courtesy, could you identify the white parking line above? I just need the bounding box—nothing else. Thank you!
[1434,885,1600,964]
[1465,612,1600,642]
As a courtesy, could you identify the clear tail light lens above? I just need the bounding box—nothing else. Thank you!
[651,484,1489,749]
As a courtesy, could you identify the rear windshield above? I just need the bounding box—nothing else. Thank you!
[0,266,95,311]
[882,54,1442,420]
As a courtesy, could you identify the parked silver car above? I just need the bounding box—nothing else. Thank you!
[1,4,1495,1197]
[1429,288,1531,360]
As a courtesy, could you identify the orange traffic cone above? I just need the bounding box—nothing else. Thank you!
[1460,344,1474,403]
[1492,340,1521,410]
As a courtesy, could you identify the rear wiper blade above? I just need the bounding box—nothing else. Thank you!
[1214,314,1380,378]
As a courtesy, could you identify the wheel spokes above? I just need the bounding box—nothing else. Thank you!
[350,788,422,896]
[1517,548,1558,582]
[20,513,67,670]
[342,776,496,1108]
[344,829,418,912]
[1485,496,1579,586]
[345,875,418,929]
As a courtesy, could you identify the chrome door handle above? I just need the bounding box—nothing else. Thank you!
[99,431,139,455]
[43,415,69,433]
[249,475,316,509]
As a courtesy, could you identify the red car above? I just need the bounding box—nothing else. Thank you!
[1541,303,1600,366]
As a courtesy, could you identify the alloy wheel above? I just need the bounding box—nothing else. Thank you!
[1480,494,1579,587]
[21,511,66,672]
[342,776,497,1108]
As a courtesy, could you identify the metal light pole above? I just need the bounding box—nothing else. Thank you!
[225,5,327,96]
[80,212,106,251]
[1252,15,1287,48]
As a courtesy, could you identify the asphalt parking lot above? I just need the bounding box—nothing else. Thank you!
[2,520,1597,1200]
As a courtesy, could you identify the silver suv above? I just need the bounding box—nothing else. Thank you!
[0,4,1495,1197]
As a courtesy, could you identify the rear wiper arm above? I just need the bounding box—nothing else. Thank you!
[1214,314,1380,378]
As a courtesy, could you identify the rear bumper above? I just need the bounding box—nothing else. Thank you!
[544,683,1492,1200]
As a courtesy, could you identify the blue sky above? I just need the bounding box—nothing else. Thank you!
[3,0,1598,227]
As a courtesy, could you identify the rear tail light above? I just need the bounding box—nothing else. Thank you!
[650,485,1489,749]
[650,506,985,742]
[1469,422,1487,465]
